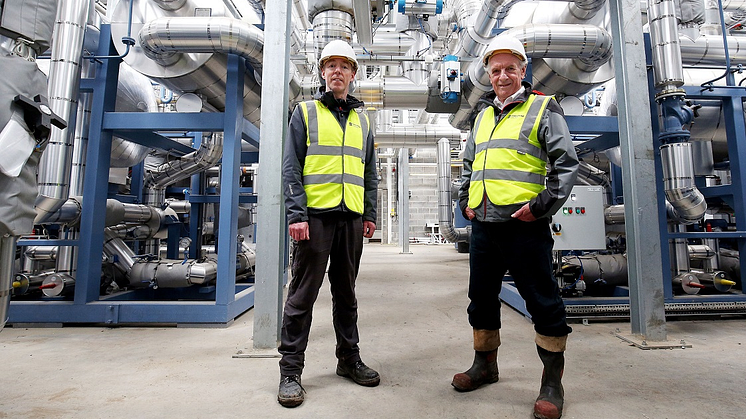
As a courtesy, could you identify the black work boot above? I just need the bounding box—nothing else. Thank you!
[278,374,304,408]
[336,359,380,387]
[534,345,565,419]
[451,349,499,392]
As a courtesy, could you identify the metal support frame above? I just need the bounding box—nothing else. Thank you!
[253,0,291,349]
[8,25,257,325]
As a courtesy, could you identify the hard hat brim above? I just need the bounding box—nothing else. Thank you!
[483,49,527,66]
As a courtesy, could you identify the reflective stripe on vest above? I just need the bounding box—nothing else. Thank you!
[300,100,369,214]
[468,95,552,208]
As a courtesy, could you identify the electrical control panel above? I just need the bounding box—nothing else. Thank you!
[551,186,606,251]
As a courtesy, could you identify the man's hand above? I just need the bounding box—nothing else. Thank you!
[465,207,476,220]
[289,221,310,241]
[363,221,376,238]
[511,203,536,222]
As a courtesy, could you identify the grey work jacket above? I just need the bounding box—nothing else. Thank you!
[459,83,579,222]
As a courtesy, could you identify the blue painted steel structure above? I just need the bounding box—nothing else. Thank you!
[8,25,257,325]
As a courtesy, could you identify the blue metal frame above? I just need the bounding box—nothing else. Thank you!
[9,25,258,325]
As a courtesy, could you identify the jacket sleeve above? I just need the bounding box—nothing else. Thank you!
[458,128,476,218]
[363,127,378,223]
[529,98,579,219]
[282,105,309,224]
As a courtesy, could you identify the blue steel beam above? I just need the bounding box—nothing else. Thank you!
[215,55,245,306]
[111,130,195,155]
[75,26,120,304]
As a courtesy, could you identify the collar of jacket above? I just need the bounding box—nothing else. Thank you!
[314,89,365,113]
[477,80,534,113]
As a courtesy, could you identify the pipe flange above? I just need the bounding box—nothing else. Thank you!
[655,88,686,101]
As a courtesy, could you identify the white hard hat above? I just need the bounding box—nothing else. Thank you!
[482,35,527,67]
[319,40,359,72]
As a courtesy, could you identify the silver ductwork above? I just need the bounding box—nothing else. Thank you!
[35,0,93,224]
[376,125,462,148]
[356,77,430,108]
[138,16,264,80]
[144,132,224,189]
[451,23,613,129]
[311,8,354,60]
[647,0,685,93]
[660,143,707,224]
[437,138,470,243]
[111,0,264,124]
[680,34,746,66]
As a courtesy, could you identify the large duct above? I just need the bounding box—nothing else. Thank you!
[680,34,746,66]
[111,0,264,124]
[138,17,264,80]
[437,138,470,243]
[356,77,430,108]
[35,0,93,224]
[647,0,685,93]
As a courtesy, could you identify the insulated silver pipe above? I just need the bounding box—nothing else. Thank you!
[647,0,685,92]
[129,259,218,287]
[139,16,264,79]
[450,0,504,59]
[604,204,626,224]
[24,246,58,262]
[375,125,462,147]
[144,132,224,189]
[35,0,93,224]
[437,138,470,243]
[451,23,613,129]
[680,34,746,66]
[112,1,263,124]
[660,143,707,224]
[103,229,137,274]
[357,77,429,108]
[312,9,354,59]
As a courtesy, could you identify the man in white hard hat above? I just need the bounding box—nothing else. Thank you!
[452,35,579,419]
[278,39,379,408]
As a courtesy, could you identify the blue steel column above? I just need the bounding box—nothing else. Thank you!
[216,55,244,306]
[75,26,119,303]
[722,93,746,289]
[253,0,292,349]
[608,0,667,340]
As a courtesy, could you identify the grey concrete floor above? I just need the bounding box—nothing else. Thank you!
[1,244,745,419]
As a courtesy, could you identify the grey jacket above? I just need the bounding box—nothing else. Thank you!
[458,82,579,222]
[283,91,378,225]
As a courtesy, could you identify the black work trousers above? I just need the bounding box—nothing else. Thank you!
[468,218,572,337]
[279,212,364,376]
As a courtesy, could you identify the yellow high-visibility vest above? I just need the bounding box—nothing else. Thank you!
[468,95,552,209]
[299,100,369,214]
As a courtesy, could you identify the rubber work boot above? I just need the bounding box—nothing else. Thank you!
[336,360,381,387]
[451,349,499,391]
[277,374,304,408]
[534,345,565,419]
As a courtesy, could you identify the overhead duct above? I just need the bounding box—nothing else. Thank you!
[450,24,613,129]
[680,34,746,66]
[138,16,264,80]
[35,0,92,224]
[356,77,430,108]
[437,138,470,243]
[376,124,462,148]
[111,0,264,125]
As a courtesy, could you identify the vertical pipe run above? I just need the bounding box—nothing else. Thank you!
[398,148,411,254]
[647,0,685,93]
[35,0,93,223]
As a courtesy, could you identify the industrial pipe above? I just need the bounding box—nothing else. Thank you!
[437,138,470,243]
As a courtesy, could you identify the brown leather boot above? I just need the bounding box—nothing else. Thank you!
[533,345,565,419]
[451,349,499,391]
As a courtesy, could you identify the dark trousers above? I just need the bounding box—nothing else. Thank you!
[279,212,364,376]
[468,218,572,337]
